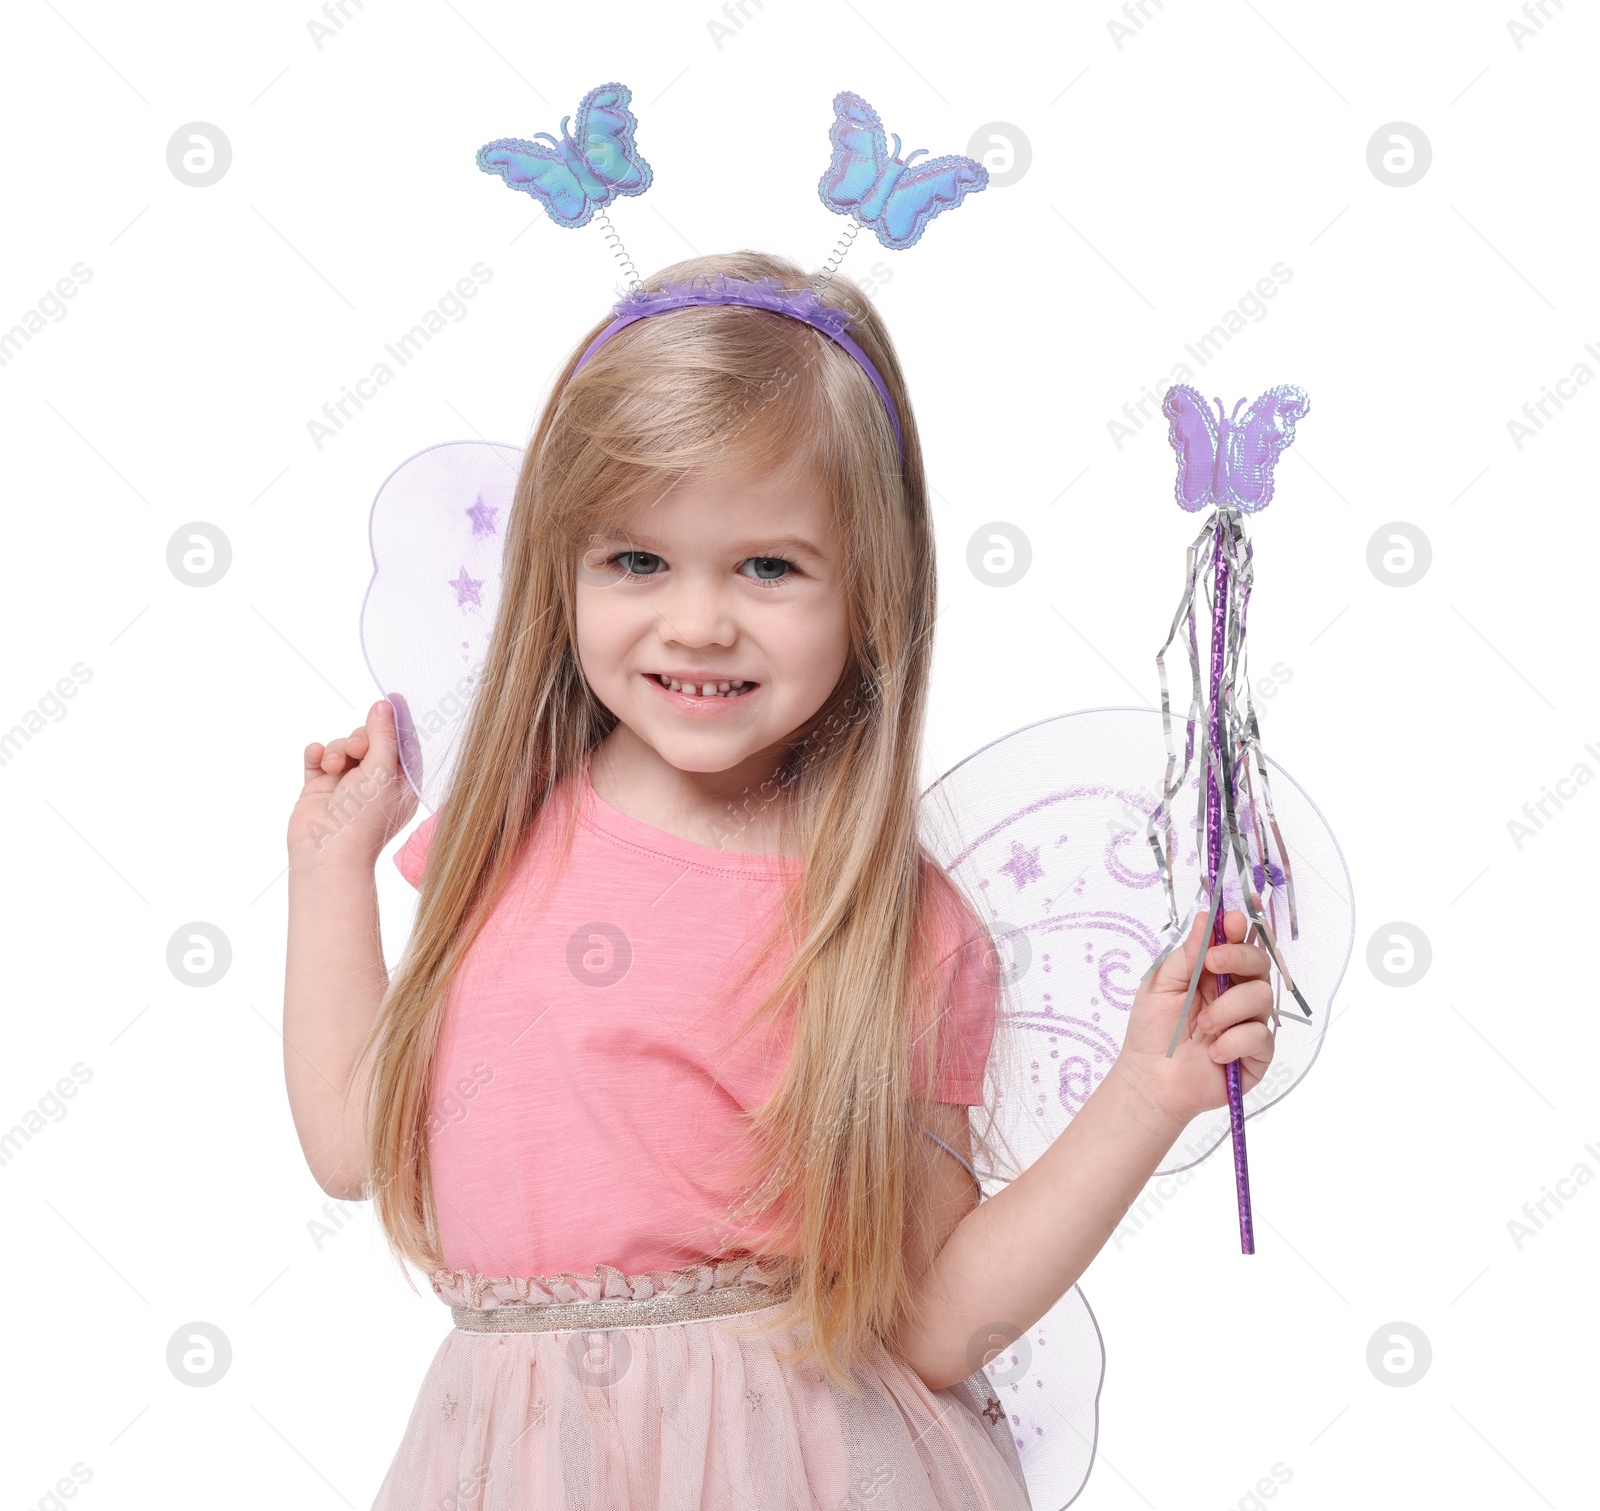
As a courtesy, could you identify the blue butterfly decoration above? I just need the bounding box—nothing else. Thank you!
[477,82,651,229]
[818,91,988,251]
[1163,384,1310,513]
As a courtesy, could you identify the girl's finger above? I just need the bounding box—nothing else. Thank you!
[1198,978,1274,1035]
[363,699,399,774]
[1205,941,1272,981]
[1206,1019,1274,1066]
[1155,912,1211,994]
[1222,908,1249,944]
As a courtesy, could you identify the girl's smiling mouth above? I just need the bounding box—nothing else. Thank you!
[644,672,759,704]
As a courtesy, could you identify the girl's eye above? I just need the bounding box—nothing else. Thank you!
[612,550,664,579]
[741,556,795,587]
[605,552,796,586]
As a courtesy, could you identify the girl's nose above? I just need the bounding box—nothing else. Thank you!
[656,579,739,647]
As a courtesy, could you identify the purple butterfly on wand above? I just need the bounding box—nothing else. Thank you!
[1143,383,1317,1253]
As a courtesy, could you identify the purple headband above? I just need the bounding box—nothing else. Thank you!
[567,273,905,458]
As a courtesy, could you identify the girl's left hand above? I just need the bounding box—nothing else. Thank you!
[1110,906,1277,1129]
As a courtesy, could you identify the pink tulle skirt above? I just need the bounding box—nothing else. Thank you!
[370,1257,1033,1510]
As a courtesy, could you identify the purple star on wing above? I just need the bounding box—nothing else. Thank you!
[465,494,499,536]
[999,839,1045,890]
[449,567,484,608]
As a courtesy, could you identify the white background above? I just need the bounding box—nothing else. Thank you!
[2,1,1595,1508]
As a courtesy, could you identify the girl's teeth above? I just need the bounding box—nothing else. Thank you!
[656,674,750,698]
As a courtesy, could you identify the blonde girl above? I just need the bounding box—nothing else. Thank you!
[284,249,1277,1509]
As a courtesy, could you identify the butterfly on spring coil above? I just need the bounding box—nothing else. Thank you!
[477,82,652,230]
[818,90,988,251]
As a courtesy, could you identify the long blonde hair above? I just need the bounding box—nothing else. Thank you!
[360,249,997,1388]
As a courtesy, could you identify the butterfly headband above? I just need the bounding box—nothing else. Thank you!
[475,83,990,461]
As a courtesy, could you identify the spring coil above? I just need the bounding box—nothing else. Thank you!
[593,208,643,292]
[812,219,860,294]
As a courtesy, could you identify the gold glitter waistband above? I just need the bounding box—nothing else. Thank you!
[451,1281,790,1334]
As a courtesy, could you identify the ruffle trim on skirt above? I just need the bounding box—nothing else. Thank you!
[430,1255,786,1311]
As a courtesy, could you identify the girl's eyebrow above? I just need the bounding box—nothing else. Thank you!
[600,530,829,563]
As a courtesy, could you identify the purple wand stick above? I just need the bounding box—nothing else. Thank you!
[1205,513,1253,1254]
[1147,383,1318,1254]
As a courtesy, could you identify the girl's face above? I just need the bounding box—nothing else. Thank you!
[574,463,852,777]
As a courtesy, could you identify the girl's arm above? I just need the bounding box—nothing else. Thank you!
[282,700,416,1200]
[897,909,1275,1392]
[899,1069,1184,1391]
[284,856,390,1200]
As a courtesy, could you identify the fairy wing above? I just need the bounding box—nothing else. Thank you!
[819,90,890,214]
[359,441,521,811]
[920,707,1350,1176]
[1162,385,1222,511]
[476,138,592,227]
[572,81,652,198]
[876,154,988,250]
[919,706,1353,1509]
[1219,385,1309,513]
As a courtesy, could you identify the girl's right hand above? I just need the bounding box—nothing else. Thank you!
[289,698,418,871]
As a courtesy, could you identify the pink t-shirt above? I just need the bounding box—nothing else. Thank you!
[392,758,998,1279]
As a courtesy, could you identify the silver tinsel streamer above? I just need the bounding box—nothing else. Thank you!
[1143,507,1316,1054]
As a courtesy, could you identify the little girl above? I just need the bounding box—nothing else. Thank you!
[283,250,1278,1510]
